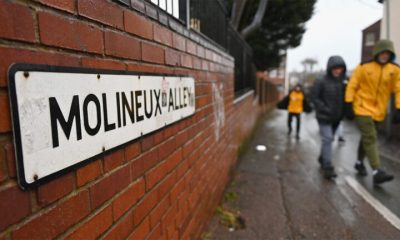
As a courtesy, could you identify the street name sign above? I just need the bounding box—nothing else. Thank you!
[8,64,195,189]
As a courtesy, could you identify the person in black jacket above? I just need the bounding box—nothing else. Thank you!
[311,56,347,179]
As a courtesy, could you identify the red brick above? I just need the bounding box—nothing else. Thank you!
[165,49,180,66]
[141,134,154,152]
[181,54,193,69]
[153,24,172,47]
[164,149,183,174]
[142,42,165,64]
[38,12,103,54]
[170,178,185,202]
[76,159,102,187]
[90,165,131,209]
[158,138,176,160]
[0,93,11,133]
[149,196,170,229]
[0,146,5,182]
[201,60,209,71]
[172,33,186,52]
[125,142,141,161]
[65,206,113,240]
[13,191,90,239]
[205,49,214,61]
[4,143,16,178]
[0,1,36,43]
[78,0,123,29]
[128,217,150,240]
[38,173,74,205]
[158,172,176,198]
[153,130,164,145]
[103,212,134,240]
[145,162,167,191]
[104,149,125,172]
[147,223,162,240]
[197,45,205,58]
[112,179,145,220]
[0,47,80,87]
[0,185,31,231]
[127,63,174,75]
[193,57,202,70]
[81,57,126,71]
[105,31,141,60]
[186,40,197,55]
[124,11,153,40]
[131,148,158,180]
[35,0,75,13]
[133,188,158,225]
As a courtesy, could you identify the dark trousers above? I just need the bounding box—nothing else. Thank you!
[288,113,301,135]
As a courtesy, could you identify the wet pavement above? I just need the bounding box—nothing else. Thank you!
[206,110,400,240]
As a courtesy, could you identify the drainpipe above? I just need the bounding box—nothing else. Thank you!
[384,0,392,138]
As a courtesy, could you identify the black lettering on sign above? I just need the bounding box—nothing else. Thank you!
[102,93,116,132]
[183,87,188,107]
[144,90,153,119]
[116,92,121,128]
[168,88,174,112]
[49,95,82,148]
[135,90,144,122]
[83,94,101,136]
[122,91,135,126]
[154,90,162,116]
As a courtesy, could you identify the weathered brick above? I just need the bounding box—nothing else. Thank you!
[172,33,186,52]
[0,93,11,133]
[181,54,193,69]
[127,63,174,75]
[193,57,202,70]
[165,49,180,66]
[0,47,80,87]
[125,141,141,161]
[124,11,153,40]
[38,12,103,54]
[147,223,162,240]
[141,134,154,152]
[64,206,113,240]
[112,178,145,220]
[131,148,158,180]
[105,31,141,60]
[186,40,197,55]
[35,0,75,13]
[133,188,158,225]
[149,196,170,229]
[103,212,134,240]
[197,45,205,59]
[38,172,74,205]
[13,191,90,239]
[78,0,123,29]
[0,185,31,231]
[0,1,36,43]
[81,57,126,71]
[142,42,165,64]
[127,217,150,240]
[90,165,131,209]
[145,162,167,191]
[4,143,16,178]
[158,172,177,199]
[104,149,125,172]
[0,146,6,182]
[153,24,172,47]
[76,160,102,187]
[158,138,176,160]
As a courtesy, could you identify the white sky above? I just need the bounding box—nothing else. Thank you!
[286,0,383,72]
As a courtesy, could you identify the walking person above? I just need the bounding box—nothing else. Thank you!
[311,56,347,179]
[345,39,400,185]
[287,84,305,139]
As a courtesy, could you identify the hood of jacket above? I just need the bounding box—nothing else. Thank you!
[326,56,347,77]
[373,39,396,62]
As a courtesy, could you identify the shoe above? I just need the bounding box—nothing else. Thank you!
[323,166,337,179]
[295,134,300,140]
[354,162,367,176]
[373,170,394,185]
[338,137,346,142]
[318,156,323,166]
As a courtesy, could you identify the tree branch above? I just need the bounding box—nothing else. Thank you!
[240,0,268,39]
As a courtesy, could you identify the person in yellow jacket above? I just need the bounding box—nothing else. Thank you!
[287,84,305,139]
[345,39,400,185]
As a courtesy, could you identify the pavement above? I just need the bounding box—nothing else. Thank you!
[205,110,400,240]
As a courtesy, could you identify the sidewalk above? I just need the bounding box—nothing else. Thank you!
[205,110,400,240]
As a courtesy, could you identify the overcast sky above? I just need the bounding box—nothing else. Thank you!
[286,0,383,72]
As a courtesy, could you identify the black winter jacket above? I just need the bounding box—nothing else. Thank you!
[311,56,347,123]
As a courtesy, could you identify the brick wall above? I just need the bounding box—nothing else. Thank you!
[0,0,261,239]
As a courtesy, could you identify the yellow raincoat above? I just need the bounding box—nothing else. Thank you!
[288,91,304,114]
[345,61,400,121]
